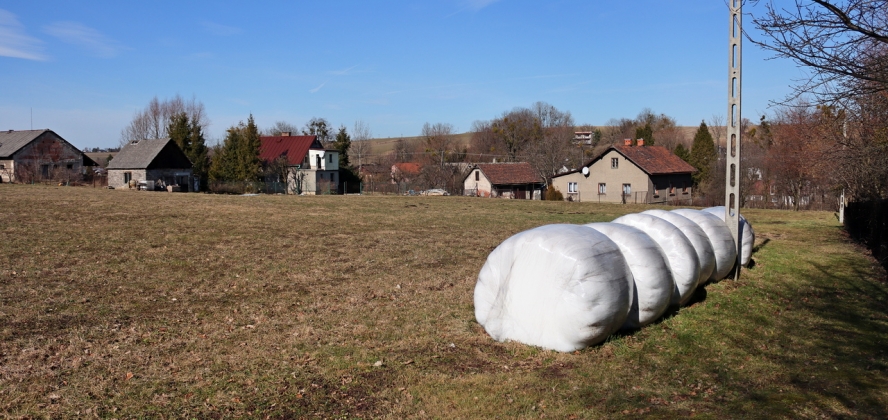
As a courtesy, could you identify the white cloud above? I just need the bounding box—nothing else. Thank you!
[43,21,123,58]
[200,21,242,36]
[329,65,358,76]
[309,80,328,93]
[464,0,502,11]
[0,9,47,61]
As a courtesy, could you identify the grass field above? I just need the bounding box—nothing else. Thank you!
[1,185,886,418]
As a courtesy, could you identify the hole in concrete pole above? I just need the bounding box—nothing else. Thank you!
[730,163,736,187]
[731,133,736,157]
[732,44,737,68]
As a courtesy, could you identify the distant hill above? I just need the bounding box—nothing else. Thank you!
[359,127,724,162]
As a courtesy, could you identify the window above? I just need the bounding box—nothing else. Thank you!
[669,186,676,196]
[331,172,336,182]
[124,172,132,183]
[598,183,606,195]
[328,154,333,163]
[568,182,577,193]
[611,158,619,169]
[66,164,73,170]
[475,170,479,181]
[682,183,689,194]
[622,184,631,195]
[0,164,5,169]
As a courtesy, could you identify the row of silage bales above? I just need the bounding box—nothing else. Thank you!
[474,207,755,352]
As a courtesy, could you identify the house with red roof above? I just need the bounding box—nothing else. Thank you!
[259,133,339,194]
[551,139,696,203]
[462,162,544,199]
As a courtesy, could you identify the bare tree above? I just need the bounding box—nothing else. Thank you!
[350,120,372,170]
[416,122,462,190]
[120,94,209,147]
[302,117,333,146]
[263,121,299,136]
[525,102,576,186]
[708,114,726,151]
[491,108,542,162]
[751,0,888,103]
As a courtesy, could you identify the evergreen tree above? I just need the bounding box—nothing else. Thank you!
[332,125,351,168]
[189,119,209,190]
[168,113,192,153]
[168,112,210,190]
[673,143,690,163]
[209,126,242,182]
[237,114,262,182]
[689,121,716,187]
[635,123,654,146]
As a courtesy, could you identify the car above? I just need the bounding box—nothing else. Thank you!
[422,188,450,196]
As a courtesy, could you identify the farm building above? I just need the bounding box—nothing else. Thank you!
[259,134,338,194]
[551,139,696,203]
[0,129,96,183]
[463,162,544,199]
[107,138,195,191]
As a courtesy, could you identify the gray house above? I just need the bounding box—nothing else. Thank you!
[0,129,96,183]
[107,138,194,191]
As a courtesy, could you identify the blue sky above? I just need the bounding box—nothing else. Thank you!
[0,1,803,149]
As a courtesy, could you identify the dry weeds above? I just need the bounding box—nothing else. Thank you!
[0,185,886,418]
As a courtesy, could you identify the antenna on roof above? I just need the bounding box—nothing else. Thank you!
[30,108,33,130]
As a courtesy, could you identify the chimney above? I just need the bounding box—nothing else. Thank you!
[624,139,632,146]
[281,132,291,137]
[636,138,644,147]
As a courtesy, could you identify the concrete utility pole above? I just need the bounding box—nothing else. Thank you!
[726,0,743,279]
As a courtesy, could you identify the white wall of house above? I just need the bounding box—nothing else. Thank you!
[463,168,493,197]
[307,150,339,171]
[0,160,14,183]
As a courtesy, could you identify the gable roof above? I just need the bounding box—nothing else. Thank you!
[0,129,45,157]
[470,162,541,185]
[392,162,421,175]
[107,138,191,169]
[259,135,322,166]
[555,145,695,178]
[611,145,696,175]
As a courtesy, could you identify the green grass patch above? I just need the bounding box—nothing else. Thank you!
[0,184,886,418]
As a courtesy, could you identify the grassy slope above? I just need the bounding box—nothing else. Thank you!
[0,185,885,418]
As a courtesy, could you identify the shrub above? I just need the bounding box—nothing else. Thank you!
[546,187,564,201]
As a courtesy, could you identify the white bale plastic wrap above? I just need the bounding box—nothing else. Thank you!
[474,224,633,352]
[702,206,755,266]
[584,223,674,330]
[671,209,737,280]
[612,213,701,306]
[642,209,716,286]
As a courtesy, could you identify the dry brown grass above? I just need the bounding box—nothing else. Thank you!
[1,185,886,418]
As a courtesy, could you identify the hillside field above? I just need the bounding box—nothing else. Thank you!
[1,185,886,418]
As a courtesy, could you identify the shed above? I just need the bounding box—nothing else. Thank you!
[106,138,194,191]
[463,162,543,199]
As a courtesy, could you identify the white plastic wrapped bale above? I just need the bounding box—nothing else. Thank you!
[583,223,674,330]
[702,206,755,267]
[642,209,716,287]
[671,209,737,281]
[474,224,633,352]
[612,213,701,306]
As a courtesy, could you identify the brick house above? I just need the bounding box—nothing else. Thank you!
[107,138,195,191]
[463,162,544,199]
[550,139,696,203]
[0,129,96,183]
[259,134,339,194]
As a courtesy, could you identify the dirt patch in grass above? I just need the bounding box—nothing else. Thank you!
[1,185,887,418]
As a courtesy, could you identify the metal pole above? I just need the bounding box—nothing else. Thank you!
[726,0,743,279]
